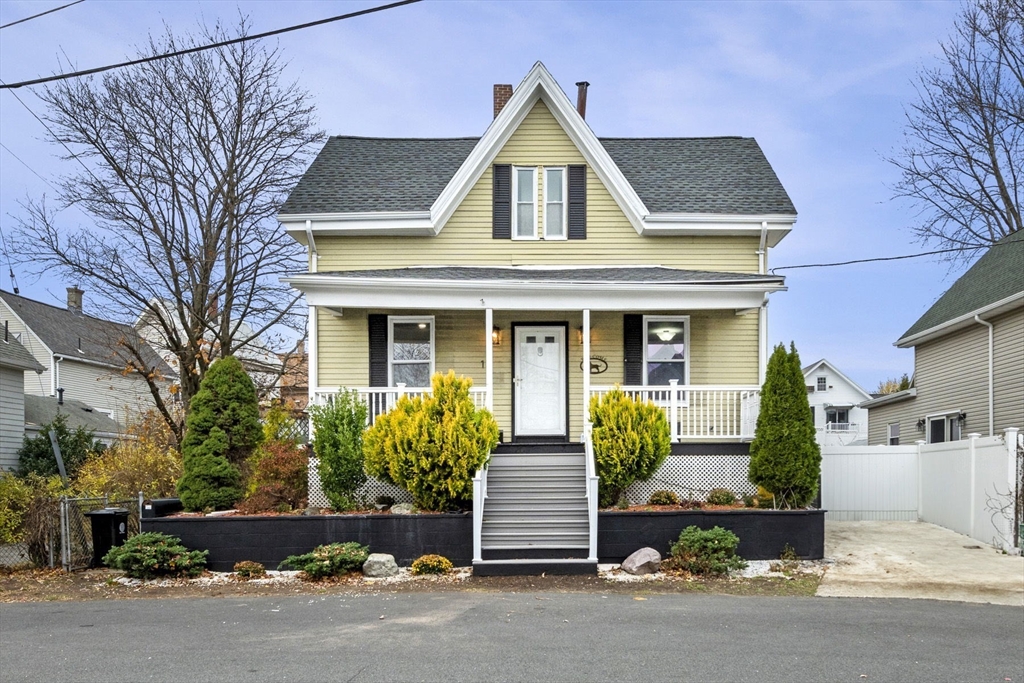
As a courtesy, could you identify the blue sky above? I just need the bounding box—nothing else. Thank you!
[0,0,965,391]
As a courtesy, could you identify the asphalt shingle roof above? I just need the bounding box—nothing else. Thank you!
[314,266,784,285]
[900,234,1024,340]
[24,395,122,435]
[0,334,45,373]
[279,136,796,216]
[0,290,173,375]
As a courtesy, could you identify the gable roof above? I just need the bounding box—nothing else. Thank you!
[23,395,122,437]
[800,358,872,401]
[0,334,45,373]
[0,290,173,375]
[898,234,1024,346]
[278,62,797,246]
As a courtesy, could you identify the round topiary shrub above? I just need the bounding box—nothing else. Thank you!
[648,490,680,506]
[706,488,737,506]
[278,542,369,579]
[669,526,746,576]
[410,554,453,575]
[233,560,266,579]
[589,388,671,508]
[102,532,208,579]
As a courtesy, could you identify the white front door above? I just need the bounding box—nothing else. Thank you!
[514,325,567,438]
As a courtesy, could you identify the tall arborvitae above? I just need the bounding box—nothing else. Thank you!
[748,343,822,508]
[177,356,262,510]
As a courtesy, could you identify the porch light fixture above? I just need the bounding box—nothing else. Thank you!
[957,411,967,426]
[656,329,676,342]
[491,326,502,346]
[916,418,926,432]
[576,326,593,346]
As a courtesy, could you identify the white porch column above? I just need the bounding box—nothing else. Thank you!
[485,308,493,411]
[307,305,318,406]
[758,301,768,385]
[582,309,591,429]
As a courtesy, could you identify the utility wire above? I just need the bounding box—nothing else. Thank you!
[0,0,84,30]
[0,0,422,90]
[0,141,58,191]
[771,237,1024,273]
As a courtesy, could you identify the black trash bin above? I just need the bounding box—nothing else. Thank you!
[84,508,130,568]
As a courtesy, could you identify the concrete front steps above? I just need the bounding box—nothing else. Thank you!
[474,443,596,576]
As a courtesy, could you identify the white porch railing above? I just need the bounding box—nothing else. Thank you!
[589,383,761,441]
[824,422,859,433]
[312,384,490,426]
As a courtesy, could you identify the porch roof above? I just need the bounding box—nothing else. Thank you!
[285,266,785,311]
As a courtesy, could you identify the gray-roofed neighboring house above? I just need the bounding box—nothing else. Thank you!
[23,395,123,445]
[0,287,175,428]
[1,331,46,471]
[863,234,1024,445]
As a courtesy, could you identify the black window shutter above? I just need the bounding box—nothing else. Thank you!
[623,314,643,385]
[492,164,512,239]
[368,314,389,387]
[567,165,587,240]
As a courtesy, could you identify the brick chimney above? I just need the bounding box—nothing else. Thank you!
[575,81,590,119]
[493,84,513,119]
[66,286,83,315]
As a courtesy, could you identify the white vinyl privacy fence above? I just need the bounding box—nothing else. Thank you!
[822,428,1022,551]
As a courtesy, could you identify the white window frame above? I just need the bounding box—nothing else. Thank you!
[642,315,691,387]
[542,166,568,241]
[925,410,963,444]
[511,166,538,240]
[887,422,900,446]
[816,376,827,392]
[387,315,435,388]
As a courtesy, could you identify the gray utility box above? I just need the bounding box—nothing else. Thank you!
[84,508,129,568]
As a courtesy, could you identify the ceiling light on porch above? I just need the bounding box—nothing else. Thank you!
[492,326,502,346]
[417,323,427,329]
[656,329,676,342]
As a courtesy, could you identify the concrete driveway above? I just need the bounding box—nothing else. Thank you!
[817,520,1024,606]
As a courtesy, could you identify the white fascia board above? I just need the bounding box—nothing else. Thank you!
[280,212,435,240]
[429,62,650,235]
[895,292,1024,348]
[284,274,784,311]
[859,388,917,409]
[642,214,795,246]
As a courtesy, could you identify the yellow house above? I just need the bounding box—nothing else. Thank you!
[279,63,797,573]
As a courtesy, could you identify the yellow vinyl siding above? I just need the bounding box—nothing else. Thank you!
[314,100,760,273]
[316,308,759,440]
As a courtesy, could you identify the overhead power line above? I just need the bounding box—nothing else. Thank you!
[0,141,58,190]
[771,238,1024,273]
[0,0,421,90]
[0,0,85,31]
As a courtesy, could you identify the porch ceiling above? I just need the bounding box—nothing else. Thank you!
[284,266,785,311]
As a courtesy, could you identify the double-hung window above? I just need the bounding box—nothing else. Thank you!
[887,422,900,446]
[388,316,434,387]
[642,316,689,386]
[816,376,827,392]
[543,167,566,239]
[512,167,537,239]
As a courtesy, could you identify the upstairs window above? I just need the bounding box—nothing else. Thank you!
[816,376,827,392]
[544,167,566,240]
[512,167,537,239]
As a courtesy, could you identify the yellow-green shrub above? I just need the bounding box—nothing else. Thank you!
[73,439,182,500]
[410,554,453,575]
[589,388,671,508]
[0,472,33,545]
[363,371,498,511]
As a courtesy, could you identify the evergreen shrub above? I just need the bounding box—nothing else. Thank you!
[706,488,737,506]
[17,413,103,479]
[669,526,746,575]
[410,554,453,575]
[648,490,680,506]
[748,344,822,509]
[102,532,208,579]
[363,371,499,511]
[279,542,369,579]
[310,389,367,511]
[589,388,671,507]
[178,356,262,511]
[233,560,266,579]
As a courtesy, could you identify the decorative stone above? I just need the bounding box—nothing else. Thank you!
[303,507,322,516]
[621,547,662,575]
[363,553,399,577]
[390,503,415,515]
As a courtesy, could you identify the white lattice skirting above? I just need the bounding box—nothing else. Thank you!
[307,458,414,509]
[625,455,756,504]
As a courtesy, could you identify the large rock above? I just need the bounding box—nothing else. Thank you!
[363,553,399,577]
[390,503,415,515]
[621,547,662,575]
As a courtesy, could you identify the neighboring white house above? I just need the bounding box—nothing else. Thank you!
[0,287,174,428]
[802,359,872,446]
[0,327,46,471]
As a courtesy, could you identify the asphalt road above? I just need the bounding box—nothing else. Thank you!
[2,591,1022,682]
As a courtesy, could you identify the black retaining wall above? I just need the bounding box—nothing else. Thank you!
[598,510,825,561]
[143,513,473,572]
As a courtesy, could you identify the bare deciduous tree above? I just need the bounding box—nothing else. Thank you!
[12,19,323,441]
[889,0,1023,264]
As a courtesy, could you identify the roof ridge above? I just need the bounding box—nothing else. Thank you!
[0,289,132,330]
[328,135,481,141]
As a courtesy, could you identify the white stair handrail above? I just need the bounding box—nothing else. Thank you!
[583,424,598,562]
[472,460,489,563]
